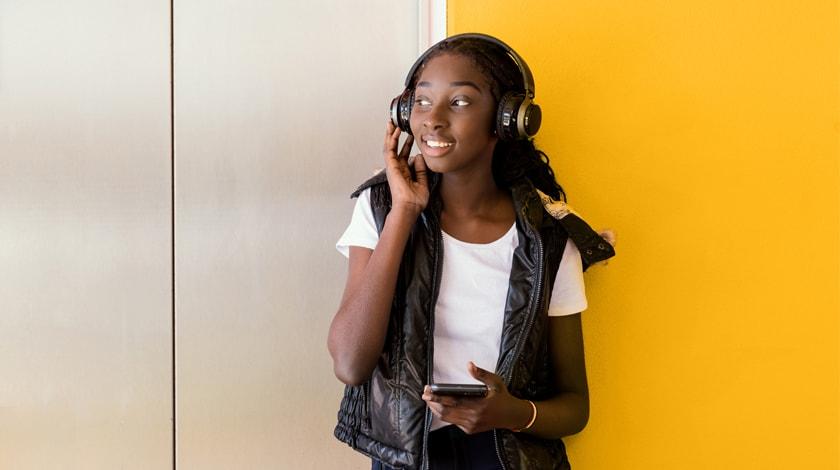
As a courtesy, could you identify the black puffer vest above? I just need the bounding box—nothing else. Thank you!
[334,171,615,469]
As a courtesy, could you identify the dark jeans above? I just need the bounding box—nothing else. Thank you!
[371,425,503,470]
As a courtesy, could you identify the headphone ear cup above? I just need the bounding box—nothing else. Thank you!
[496,92,542,140]
[389,89,414,135]
[496,91,524,141]
[522,101,542,138]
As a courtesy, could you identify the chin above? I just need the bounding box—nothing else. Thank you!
[421,156,450,174]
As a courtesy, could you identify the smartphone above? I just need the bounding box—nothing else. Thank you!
[429,383,489,397]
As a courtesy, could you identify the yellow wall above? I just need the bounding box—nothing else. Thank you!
[450,1,839,469]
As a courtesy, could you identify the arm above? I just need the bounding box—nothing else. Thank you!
[327,121,428,386]
[519,313,590,438]
[422,313,589,438]
[327,209,417,385]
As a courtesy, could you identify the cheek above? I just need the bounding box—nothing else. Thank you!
[462,120,497,144]
[408,113,422,137]
[482,107,498,135]
[408,114,422,138]
[465,105,498,140]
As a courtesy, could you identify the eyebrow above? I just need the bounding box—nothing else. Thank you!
[416,80,483,93]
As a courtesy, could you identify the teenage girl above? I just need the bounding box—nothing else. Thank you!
[328,34,615,470]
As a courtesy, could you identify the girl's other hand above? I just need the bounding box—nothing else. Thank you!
[384,120,429,216]
[421,362,534,435]
[598,228,616,247]
[596,228,616,266]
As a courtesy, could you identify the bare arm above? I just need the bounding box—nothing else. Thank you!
[328,209,417,385]
[519,313,590,438]
[327,121,428,386]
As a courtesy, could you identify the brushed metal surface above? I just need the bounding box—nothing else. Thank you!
[0,1,172,468]
[174,1,417,468]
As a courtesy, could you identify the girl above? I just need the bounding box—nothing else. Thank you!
[328,33,615,470]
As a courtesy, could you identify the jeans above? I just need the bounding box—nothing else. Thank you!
[371,425,504,470]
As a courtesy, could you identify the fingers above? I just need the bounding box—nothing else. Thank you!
[422,387,470,429]
[412,154,427,186]
[421,385,490,434]
[468,362,504,391]
[384,121,417,172]
[596,228,616,267]
[598,228,617,247]
[425,402,472,433]
[426,401,445,418]
[383,120,400,156]
[422,386,462,407]
[398,134,414,160]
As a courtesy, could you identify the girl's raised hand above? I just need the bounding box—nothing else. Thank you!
[422,362,534,435]
[384,120,429,216]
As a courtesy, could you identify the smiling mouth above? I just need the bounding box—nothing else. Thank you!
[423,139,454,148]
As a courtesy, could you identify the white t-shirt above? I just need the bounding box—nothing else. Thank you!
[336,188,587,430]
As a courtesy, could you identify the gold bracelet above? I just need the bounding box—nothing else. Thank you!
[512,400,537,432]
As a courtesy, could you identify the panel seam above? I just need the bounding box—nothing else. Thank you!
[170,0,177,468]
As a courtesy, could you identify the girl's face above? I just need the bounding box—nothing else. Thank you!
[409,53,498,175]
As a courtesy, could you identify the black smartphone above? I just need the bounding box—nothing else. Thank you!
[429,383,489,397]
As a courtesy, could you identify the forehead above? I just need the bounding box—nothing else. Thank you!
[415,53,490,91]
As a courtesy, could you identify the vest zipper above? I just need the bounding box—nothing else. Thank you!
[493,200,545,470]
[422,212,444,470]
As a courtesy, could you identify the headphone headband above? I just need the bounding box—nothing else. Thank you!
[403,33,536,100]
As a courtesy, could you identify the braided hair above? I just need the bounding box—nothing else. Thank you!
[409,37,567,202]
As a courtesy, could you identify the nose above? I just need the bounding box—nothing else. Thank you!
[423,102,448,130]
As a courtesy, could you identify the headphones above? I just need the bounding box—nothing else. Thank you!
[389,33,542,141]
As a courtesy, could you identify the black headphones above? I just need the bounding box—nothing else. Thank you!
[389,33,542,141]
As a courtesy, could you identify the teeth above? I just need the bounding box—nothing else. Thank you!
[426,140,453,148]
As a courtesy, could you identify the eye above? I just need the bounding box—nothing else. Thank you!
[414,97,432,107]
[452,98,470,107]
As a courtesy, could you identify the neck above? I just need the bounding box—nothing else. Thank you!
[438,166,508,217]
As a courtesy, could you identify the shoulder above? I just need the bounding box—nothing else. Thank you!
[534,188,615,271]
[349,170,393,215]
[348,170,394,234]
[350,170,388,199]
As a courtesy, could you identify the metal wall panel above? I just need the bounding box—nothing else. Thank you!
[174,1,417,468]
[0,1,172,469]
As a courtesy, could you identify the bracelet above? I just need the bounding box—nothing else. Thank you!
[512,400,537,432]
